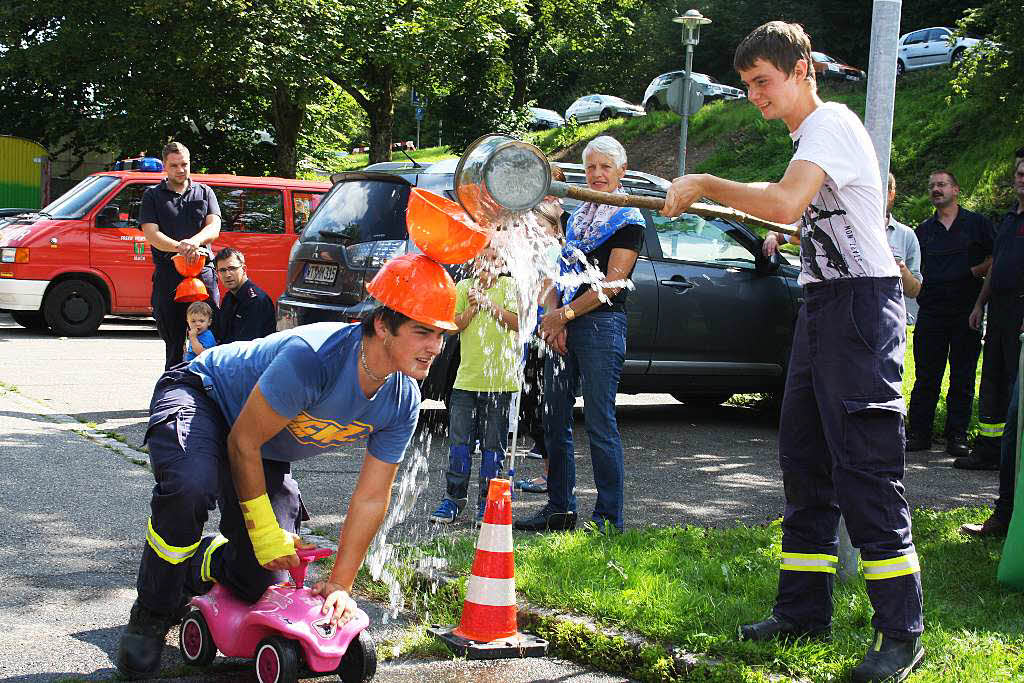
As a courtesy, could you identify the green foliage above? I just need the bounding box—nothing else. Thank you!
[950,0,1024,129]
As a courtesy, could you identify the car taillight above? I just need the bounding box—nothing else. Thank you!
[0,247,28,263]
[367,240,407,268]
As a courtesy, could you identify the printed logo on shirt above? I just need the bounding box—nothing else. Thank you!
[285,412,373,447]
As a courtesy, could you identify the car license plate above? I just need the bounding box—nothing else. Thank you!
[304,262,338,285]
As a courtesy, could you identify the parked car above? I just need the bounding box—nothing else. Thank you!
[0,166,329,335]
[642,71,744,112]
[564,95,646,124]
[897,26,984,77]
[275,159,802,406]
[528,107,565,130]
[811,52,866,81]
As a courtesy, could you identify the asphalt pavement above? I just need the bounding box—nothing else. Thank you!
[0,312,999,681]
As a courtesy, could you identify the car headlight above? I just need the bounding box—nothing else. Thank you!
[0,247,29,263]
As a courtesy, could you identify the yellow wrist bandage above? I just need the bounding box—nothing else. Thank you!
[239,493,294,566]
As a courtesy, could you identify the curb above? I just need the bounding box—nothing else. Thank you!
[409,559,763,682]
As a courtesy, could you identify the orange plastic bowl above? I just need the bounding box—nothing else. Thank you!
[406,188,490,265]
[172,253,205,278]
[174,277,209,303]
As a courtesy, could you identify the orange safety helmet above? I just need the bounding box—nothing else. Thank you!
[366,253,457,331]
[174,277,209,303]
[172,253,205,278]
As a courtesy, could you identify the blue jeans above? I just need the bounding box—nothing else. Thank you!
[445,389,513,504]
[544,311,627,530]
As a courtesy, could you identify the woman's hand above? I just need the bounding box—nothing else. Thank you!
[310,581,358,628]
[762,232,780,258]
[539,311,568,353]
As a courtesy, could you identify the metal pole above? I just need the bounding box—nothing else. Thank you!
[416,120,421,150]
[864,0,902,187]
[678,41,694,177]
[836,0,902,583]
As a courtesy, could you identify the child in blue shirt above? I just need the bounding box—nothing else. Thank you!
[184,300,217,361]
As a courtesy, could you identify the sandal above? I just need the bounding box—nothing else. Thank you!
[514,476,548,493]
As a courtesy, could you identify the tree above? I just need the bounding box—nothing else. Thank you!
[951,0,1023,125]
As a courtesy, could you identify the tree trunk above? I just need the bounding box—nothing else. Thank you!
[270,84,305,178]
[366,65,395,164]
[509,0,542,112]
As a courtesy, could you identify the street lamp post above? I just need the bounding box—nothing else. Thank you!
[673,9,711,177]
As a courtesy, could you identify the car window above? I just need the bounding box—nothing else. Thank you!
[928,28,950,43]
[212,187,285,234]
[41,175,120,219]
[301,179,410,244]
[652,213,755,267]
[905,30,927,44]
[292,191,325,233]
[99,183,155,229]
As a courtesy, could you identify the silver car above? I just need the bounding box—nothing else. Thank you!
[642,71,744,112]
[564,94,645,124]
[897,26,984,77]
[528,106,565,130]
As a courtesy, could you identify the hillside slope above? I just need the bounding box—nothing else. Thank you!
[535,70,1019,226]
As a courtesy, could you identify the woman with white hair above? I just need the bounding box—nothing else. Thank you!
[514,135,644,533]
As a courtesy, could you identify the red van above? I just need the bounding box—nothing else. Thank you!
[0,170,329,335]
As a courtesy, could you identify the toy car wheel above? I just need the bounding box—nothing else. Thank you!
[179,609,217,667]
[337,631,377,683]
[255,636,300,683]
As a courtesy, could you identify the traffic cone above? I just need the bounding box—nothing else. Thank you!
[428,478,548,659]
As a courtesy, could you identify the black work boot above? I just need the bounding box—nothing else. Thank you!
[852,631,924,682]
[513,503,577,531]
[115,600,176,678]
[945,433,970,458]
[738,614,831,642]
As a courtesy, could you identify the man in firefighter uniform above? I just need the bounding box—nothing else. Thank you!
[115,254,456,678]
[961,156,1024,471]
[663,22,924,682]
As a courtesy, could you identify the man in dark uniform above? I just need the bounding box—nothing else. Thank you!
[140,142,221,369]
[213,247,276,343]
[959,156,1024,470]
[906,170,993,456]
[962,158,1024,528]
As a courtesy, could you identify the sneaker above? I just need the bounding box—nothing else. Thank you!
[514,475,548,493]
[952,455,1000,471]
[429,499,461,524]
[738,614,831,642]
[945,433,970,458]
[524,445,545,460]
[115,600,176,678]
[851,631,924,683]
[960,513,1010,538]
[513,504,577,532]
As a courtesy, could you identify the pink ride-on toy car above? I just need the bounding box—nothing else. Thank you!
[178,546,377,683]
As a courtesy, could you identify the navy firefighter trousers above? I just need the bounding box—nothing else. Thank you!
[774,277,923,639]
[136,366,304,615]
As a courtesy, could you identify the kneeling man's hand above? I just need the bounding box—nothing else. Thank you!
[311,581,357,627]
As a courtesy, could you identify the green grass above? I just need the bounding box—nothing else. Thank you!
[409,508,1023,681]
[299,145,458,178]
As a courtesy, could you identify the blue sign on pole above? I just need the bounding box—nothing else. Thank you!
[411,88,420,106]
[415,106,425,122]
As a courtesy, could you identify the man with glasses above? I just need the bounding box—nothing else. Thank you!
[906,170,993,459]
[214,247,276,344]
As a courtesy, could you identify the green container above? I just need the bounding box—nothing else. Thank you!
[0,135,49,209]
[997,333,1024,589]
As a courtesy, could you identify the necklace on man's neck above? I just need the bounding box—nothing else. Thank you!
[361,343,391,383]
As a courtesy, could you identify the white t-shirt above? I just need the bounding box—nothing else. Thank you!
[790,102,899,286]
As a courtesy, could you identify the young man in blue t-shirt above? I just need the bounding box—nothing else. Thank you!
[116,254,457,678]
[662,21,923,683]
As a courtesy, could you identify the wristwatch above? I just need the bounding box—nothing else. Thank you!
[563,306,576,321]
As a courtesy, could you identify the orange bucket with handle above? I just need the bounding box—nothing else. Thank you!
[406,188,490,265]
[174,277,209,303]
[172,252,205,278]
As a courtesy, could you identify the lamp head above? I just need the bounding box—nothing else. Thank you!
[673,9,711,46]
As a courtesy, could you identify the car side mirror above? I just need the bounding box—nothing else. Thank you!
[95,205,119,228]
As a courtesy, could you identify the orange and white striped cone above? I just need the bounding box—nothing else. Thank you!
[429,478,548,659]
